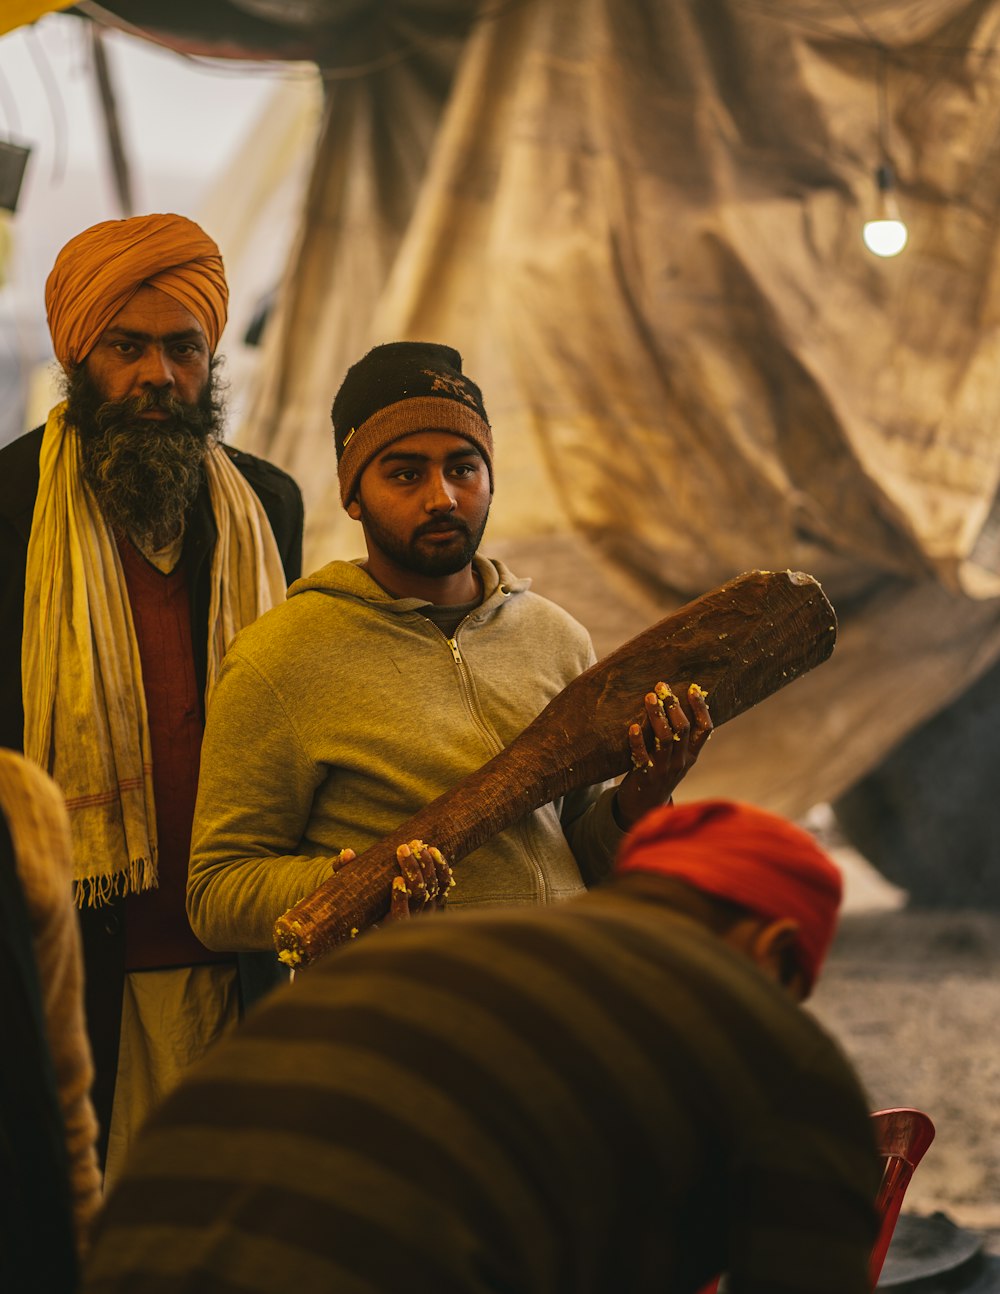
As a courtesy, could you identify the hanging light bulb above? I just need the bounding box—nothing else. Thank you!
[863,163,908,257]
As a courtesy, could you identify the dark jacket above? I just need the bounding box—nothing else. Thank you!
[0,424,304,750]
[0,424,304,1163]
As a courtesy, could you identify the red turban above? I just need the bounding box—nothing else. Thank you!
[615,799,843,996]
[45,213,228,370]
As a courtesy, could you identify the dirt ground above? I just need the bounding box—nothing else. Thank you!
[805,811,1000,1257]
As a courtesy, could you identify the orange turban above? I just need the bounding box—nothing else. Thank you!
[615,799,844,996]
[45,213,228,370]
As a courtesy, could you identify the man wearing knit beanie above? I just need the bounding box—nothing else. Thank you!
[188,341,713,955]
[92,797,880,1293]
[333,341,495,513]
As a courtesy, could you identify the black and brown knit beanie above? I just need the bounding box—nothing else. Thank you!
[332,341,494,507]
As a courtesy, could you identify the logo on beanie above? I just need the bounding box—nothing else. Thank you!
[422,369,479,408]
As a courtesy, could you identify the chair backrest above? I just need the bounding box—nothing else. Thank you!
[694,1105,936,1294]
[868,1107,936,1288]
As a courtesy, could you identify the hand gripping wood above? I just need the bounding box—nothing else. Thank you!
[274,569,837,966]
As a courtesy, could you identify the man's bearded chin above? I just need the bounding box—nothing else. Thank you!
[67,364,225,553]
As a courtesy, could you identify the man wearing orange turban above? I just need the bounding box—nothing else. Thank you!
[45,211,229,370]
[0,213,304,1186]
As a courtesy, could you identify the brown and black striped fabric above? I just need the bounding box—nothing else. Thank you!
[83,884,880,1294]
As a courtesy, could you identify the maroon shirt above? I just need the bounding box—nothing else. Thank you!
[117,535,233,972]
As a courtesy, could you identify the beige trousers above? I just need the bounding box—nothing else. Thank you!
[103,963,239,1192]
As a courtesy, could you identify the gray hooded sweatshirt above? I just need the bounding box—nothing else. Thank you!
[188,557,624,951]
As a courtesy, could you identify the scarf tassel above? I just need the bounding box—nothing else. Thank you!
[74,852,158,909]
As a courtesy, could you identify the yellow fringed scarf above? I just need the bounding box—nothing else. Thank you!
[22,403,287,906]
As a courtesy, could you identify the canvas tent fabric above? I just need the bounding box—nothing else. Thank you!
[13,0,1000,831]
[232,0,1000,819]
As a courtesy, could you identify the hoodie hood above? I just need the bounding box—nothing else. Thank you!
[287,555,531,616]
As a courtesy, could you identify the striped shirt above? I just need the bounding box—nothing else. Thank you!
[83,883,879,1293]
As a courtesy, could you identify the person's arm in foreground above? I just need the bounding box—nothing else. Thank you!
[0,755,102,1256]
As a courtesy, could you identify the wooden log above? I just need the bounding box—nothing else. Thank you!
[274,568,836,966]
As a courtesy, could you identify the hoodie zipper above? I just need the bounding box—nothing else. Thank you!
[444,581,509,666]
[442,615,551,901]
[443,622,496,752]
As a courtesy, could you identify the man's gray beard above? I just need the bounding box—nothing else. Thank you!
[68,368,224,555]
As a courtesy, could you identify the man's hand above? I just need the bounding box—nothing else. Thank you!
[329,841,453,933]
[613,682,713,831]
[388,839,454,921]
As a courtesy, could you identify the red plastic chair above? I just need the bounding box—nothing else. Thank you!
[695,1106,935,1294]
[868,1107,936,1287]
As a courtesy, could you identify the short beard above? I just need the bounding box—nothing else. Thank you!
[359,505,489,579]
[66,363,225,554]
